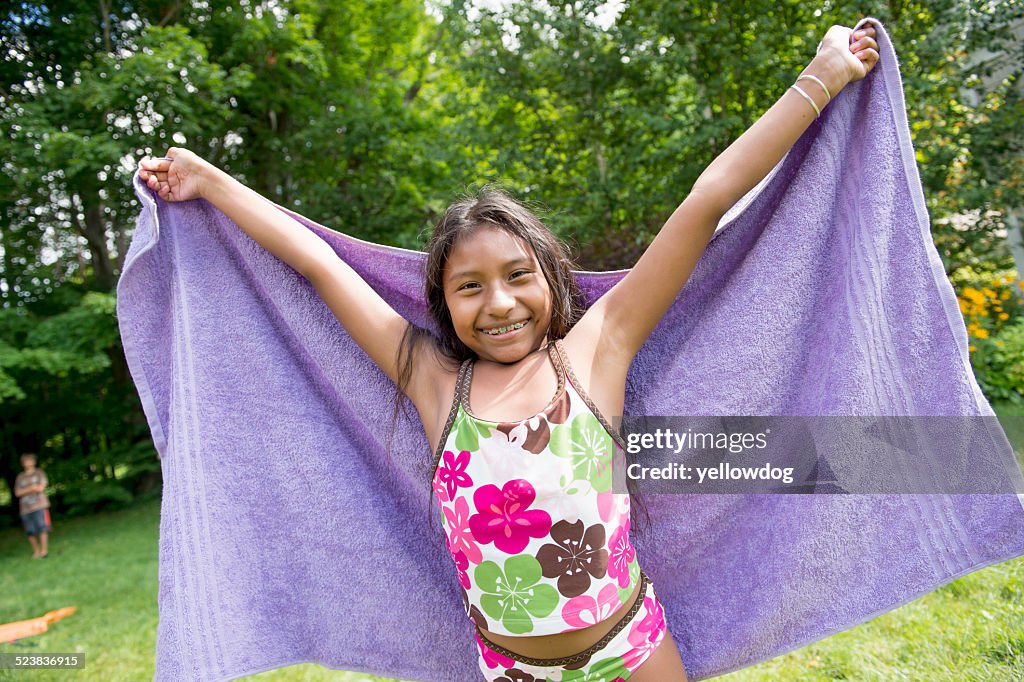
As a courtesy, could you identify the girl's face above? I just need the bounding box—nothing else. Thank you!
[443,226,553,364]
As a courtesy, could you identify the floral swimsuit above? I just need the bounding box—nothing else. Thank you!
[431,339,668,681]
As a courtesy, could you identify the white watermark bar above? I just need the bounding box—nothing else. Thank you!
[610,415,1024,494]
[0,652,86,669]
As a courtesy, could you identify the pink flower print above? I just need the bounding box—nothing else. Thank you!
[625,596,667,670]
[607,517,635,588]
[444,496,483,564]
[561,583,621,630]
[474,629,515,670]
[453,549,471,589]
[444,534,471,589]
[432,474,449,503]
[469,480,552,554]
[437,449,473,501]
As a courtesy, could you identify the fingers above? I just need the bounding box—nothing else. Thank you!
[858,48,879,63]
[147,173,172,199]
[139,166,167,186]
[821,22,879,65]
[852,24,877,39]
[850,24,877,46]
[851,39,878,58]
[139,156,173,172]
[138,153,175,188]
[849,23,879,71]
[851,36,878,52]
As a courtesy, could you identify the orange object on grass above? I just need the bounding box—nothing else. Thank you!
[0,607,77,643]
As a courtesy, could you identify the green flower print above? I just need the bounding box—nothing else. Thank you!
[550,413,615,492]
[454,409,493,452]
[561,657,629,681]
[617,557,641,607]
[475,555,559,634]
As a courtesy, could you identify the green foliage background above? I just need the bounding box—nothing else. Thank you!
[0,0,1022,526]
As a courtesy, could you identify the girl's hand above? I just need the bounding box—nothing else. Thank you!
[138,147,213,202]
[818,22,880,84]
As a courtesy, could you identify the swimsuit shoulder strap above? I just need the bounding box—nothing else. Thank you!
[431,357,473,475]
[552,338,629,452]
[546,338,566,380]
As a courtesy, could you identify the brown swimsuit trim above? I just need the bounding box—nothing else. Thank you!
[552,339,631,453]
[430,357,471,478]
[474,570,650,667]
[460,342,566,423]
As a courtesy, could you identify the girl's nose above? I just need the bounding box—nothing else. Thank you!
[484,284,516,315]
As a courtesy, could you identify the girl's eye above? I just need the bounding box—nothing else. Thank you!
[456,271,529,291]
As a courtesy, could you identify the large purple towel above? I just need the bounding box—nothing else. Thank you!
[118,18,1024,682]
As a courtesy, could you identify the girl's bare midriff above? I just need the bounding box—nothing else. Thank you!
[476,577,645,659]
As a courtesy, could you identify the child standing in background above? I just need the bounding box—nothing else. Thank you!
[15,453,52,559]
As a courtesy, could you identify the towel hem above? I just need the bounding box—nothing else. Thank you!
[119,173,171,458]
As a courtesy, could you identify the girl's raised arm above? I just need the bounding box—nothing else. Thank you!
[138,150,445,409]
[584,23,879,364]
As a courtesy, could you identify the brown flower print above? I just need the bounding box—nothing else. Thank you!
[496,391,572,454]
[497,419,551,454]
[461,587,489,631]
[546,389,571,424]
[496,669,539,682]
[535,520,609,598]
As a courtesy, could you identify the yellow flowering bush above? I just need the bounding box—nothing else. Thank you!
[955,269,1024,403]
[956,271,1023,346]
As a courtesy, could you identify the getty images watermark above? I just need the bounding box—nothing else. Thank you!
[610,416,1024,494]
[624,428,788,484]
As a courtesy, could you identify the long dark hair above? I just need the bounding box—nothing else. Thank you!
[390,183,650,533]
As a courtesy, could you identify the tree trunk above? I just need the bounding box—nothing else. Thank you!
[4,472,20,527]
[79,428,91,458]
[98,0,112,53]
[72,196,116,290]
[158,1,182,27]
[0,223,15,304]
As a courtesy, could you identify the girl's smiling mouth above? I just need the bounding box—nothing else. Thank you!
[479,319,529,337]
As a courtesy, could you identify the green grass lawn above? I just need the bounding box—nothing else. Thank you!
[2,405,1024,681]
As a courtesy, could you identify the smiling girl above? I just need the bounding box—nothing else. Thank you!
[138,20,879,681]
